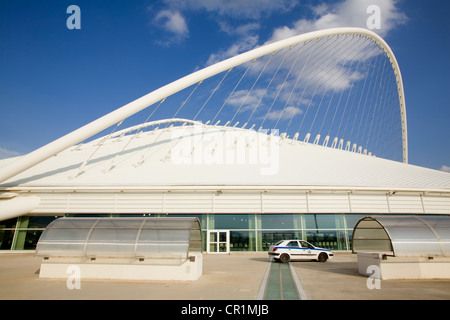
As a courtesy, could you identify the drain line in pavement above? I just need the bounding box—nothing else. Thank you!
[257,260,272,300]
[288,262,308,300]
[257,261,308,300]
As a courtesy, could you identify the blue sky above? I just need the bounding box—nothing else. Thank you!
[0,0,449,172]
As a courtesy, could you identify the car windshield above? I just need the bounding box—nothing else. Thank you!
[274,241,284,246]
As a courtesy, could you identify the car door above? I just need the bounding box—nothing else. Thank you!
[299,240,315,259]
[286,240,301,260]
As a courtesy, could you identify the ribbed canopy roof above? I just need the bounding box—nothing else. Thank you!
[35,217,202,259]
[352,216,450,257]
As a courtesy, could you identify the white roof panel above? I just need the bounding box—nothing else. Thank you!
[0,124,449,191]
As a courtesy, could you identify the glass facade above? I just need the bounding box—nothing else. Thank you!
[0,216,59,250]
[0,213,444,252]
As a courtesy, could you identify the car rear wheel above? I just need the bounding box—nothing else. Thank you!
[279,253,290,263]
[318,253,328,263]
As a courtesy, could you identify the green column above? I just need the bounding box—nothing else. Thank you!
[12,216,29,250]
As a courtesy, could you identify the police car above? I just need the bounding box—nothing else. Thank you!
[268,240,333,263]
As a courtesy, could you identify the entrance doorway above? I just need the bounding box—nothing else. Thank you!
[207,230,230,254]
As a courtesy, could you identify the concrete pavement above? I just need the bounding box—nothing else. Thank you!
[0,252,449,300]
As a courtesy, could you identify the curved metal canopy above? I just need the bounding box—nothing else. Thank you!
[35,217,202,260]
[352,216,450,257]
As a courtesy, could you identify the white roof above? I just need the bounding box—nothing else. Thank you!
[1,123,449,191]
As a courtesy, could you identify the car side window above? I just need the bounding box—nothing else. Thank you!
[300,241,314,249]
[287,241,299,247]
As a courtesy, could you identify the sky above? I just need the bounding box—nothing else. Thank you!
[0,0,449,172]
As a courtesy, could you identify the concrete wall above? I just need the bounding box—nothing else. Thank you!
[39,253,203,281]
[357,252,450,280]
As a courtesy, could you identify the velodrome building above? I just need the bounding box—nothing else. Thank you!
[1,28,449,253]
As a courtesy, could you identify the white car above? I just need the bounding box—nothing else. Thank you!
[268,240,333,263]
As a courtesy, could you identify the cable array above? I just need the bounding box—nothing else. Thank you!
[71,32,404,177]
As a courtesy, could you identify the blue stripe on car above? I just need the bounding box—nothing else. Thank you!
[275,246,330,252]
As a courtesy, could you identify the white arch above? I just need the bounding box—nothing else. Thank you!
[0,27,407,184]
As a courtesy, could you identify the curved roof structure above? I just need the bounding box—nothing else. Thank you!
[0,121,448,219]
[0,27,408,185]
[0,123,448,190]
[0,27,449,220]
[352,216,450,257]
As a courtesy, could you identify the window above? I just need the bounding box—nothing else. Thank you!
[211,214,254,229]
[304,214,345,229]
[230,231,256,251]
[260,231,302,251]
[260,214,300,229]
[287,241,299,247]
[305,230,347,250]
[344,214,367,229]
[0,230,15,250]
[300,241,314,249]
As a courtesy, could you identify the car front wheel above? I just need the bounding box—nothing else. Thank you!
[318,252,328,263]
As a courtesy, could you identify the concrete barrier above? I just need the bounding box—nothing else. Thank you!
[39,253,203,281]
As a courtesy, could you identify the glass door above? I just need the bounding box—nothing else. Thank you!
[207,230,230,254]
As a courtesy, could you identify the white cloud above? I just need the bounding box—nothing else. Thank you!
[269,0,407,42]
[206,21,261,66]
[262,0,407,95]
[0,147,22,160]
[152,0,297,46]
[206,0,407,88]
[218,21,260,37]
[154,9,189,43]
[265,106,303,121]
[161,0,297,19]
[440,165,450,173]
[227,88,266,111]
[157,10,188,35]
[206,34,259,65]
